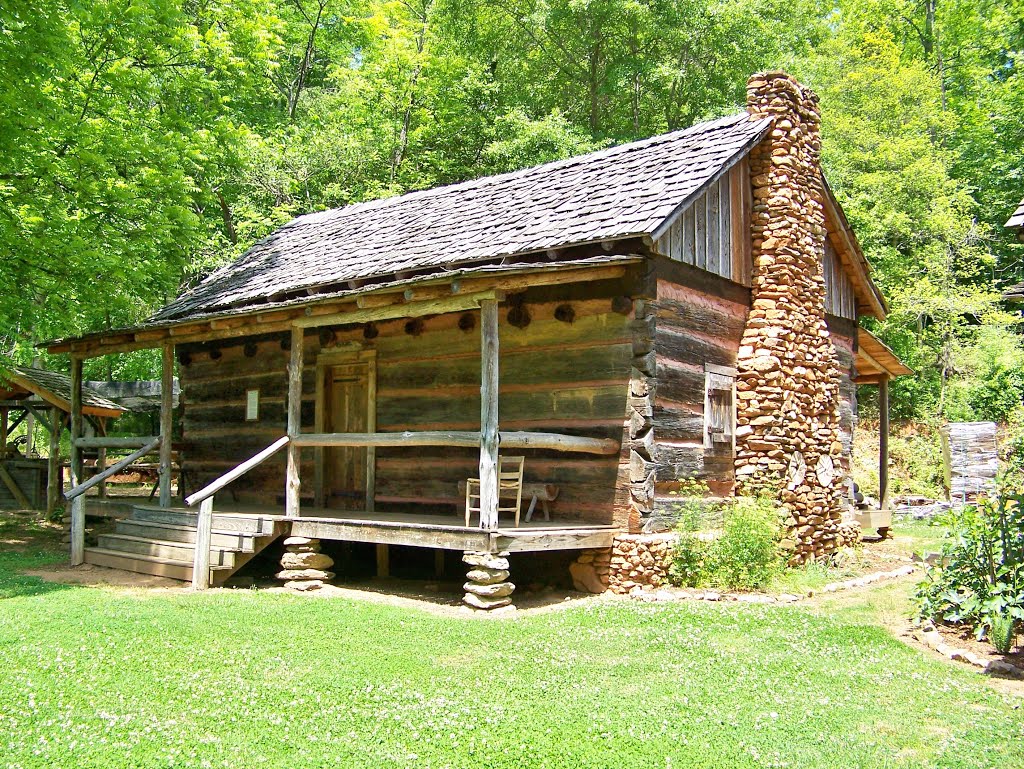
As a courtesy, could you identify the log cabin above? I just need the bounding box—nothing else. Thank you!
[44,72,905,608]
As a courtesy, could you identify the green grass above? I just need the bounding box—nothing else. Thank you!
[0,517,1021,769]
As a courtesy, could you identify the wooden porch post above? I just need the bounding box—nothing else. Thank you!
[159,343,174,508]
[69,357,85,565]
[879,375,890,510]
[96,418,107,499]
[286,327,303,517]
[478,298,500,531]
[0,407,8,450]
[47,407,62,515]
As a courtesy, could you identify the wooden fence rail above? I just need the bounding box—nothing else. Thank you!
[291,431,619,455]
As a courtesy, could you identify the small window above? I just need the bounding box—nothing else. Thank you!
[245,389,260,421]
[704,367,735,450]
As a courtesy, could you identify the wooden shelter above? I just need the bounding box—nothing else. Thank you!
[1003,197,1024,301]
[0,366,125,512]
[45,72,905,606]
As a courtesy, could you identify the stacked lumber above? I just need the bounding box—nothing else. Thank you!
[940,422,999,507]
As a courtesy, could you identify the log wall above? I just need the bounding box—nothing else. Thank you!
[649,259,752,508]
[178,282,638,525]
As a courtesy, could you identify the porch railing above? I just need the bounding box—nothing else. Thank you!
[66,436,162,566]
[184,434,291,590]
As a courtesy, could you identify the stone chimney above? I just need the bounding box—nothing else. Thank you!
[734,72,845,565]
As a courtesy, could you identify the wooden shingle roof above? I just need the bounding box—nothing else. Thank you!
[0,367,126,418]
[153,113,772,323]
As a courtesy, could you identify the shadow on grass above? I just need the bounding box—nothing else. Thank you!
[0,553,80,600]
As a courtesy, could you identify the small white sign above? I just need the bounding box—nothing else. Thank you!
[245,389,259,421]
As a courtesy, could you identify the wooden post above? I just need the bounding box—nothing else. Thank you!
[69,357,84,566]
[192,497,213,589]
[879,375,890,510]
[159,344,174,508]
[478,299,500,531]
[376,544,389,577]
[47,407,62,515]
[286,327,303,517]
[0,407,8,450]
[24,409,34,455]
[96,418,107,499]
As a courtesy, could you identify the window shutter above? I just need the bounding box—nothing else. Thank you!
[704,371,735,449]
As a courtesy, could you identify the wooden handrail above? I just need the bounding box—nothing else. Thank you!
[186,435,290,591]
[291,430,619,455]
[65,437,162,500]
[184,435,290,507]
[73,435,159,449]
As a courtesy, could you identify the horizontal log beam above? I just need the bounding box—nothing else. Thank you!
[293,431,481,448]
[73,435,159,449]
[65,437,162,500]
[292,430,620,455]
[499,431,619,455]
[292,291,501,329]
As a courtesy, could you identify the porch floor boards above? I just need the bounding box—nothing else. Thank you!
[132,502,618,553]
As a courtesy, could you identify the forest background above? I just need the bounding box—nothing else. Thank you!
[1,0,1022,492]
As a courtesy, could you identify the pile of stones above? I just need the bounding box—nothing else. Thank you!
[276,536,334,591]
[462,551,515,610]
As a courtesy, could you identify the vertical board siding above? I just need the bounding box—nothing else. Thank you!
[179,295,634,524]
[823,240,856,321]
[655,170,738,283]
[827,320,857,479]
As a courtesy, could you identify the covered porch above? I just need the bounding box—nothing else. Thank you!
[55,265,636,598]
[854,327,913,532]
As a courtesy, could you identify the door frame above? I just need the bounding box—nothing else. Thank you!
[314,345,377,511]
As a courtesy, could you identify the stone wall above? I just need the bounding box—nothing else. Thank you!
[570,534,675,595]
[734,71,846,565]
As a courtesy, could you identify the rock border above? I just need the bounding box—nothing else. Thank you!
[913,622,1024,679]
[623,564,918,604]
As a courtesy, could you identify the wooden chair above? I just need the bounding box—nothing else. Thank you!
[465,456,525,528]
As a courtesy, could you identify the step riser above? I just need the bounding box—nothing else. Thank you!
[131,508,274,534]
[84,550,230,586]
[114,521,257,551]
[96,536,236,567]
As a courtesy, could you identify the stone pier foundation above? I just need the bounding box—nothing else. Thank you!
[462,551,515,610]
[277,536,334,591]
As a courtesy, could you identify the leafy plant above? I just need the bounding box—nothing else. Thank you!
[914,490,1024,649]
[989,613,1018,655]
[670,492,784,591]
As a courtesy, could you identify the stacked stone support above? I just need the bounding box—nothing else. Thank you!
[277,536,334,590]
[735,71,845,565]
[462,551,515,610]
[607,534,674,594]
[569,547,612,593]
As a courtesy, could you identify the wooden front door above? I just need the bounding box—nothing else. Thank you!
[325,360,372,510]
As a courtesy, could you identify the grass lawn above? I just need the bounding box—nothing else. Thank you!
[1,515,1021,769]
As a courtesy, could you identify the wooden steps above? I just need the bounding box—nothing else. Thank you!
[83,504,284,586]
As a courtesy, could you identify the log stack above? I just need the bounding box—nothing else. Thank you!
[734,72,846,565]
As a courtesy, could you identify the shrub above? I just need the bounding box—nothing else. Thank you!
[913,490,1024,647]
[671,493,784,591]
